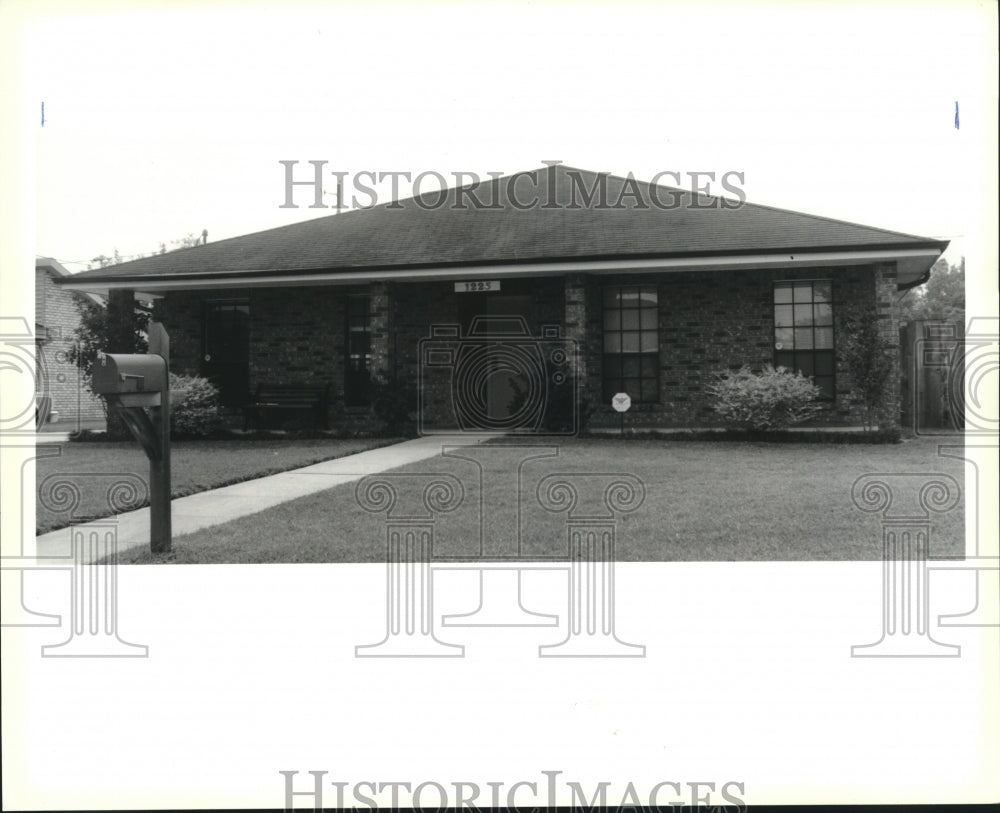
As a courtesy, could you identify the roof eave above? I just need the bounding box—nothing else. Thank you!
[56,244,947,295]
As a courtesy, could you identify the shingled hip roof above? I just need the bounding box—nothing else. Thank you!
[57,165,947,293]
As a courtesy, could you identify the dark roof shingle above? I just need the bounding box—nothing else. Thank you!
[64,165,947,283]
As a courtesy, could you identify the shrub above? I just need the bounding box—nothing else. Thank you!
[169,373,222,437]
[839,306,896,431]
[68,293,151,440]
[371,371,418,436]
[707,364,823,431]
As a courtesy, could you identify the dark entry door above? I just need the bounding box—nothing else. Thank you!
[202,300,250,407]
[457,292,535,426]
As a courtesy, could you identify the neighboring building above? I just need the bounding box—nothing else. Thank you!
[56,166,948,433]
[35,258,105,425]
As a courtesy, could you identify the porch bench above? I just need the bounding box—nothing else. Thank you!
[243,383,330,430]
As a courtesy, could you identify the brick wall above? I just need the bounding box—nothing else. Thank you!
[35,268,105,424]
[580,264,886,428]
[391,281,458,430]
[150,290,203,377]
[151,263,895,434]
[873,262,901,428]
[392,277,565,430]
[156,286,375,431]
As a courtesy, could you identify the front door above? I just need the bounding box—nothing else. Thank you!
[202,299,250,407]
[457,292,535,427]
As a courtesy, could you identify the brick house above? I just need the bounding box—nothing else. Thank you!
[35,258,106,425]
[56,166,947,432]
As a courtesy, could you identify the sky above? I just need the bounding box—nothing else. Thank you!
[3,0,994,278]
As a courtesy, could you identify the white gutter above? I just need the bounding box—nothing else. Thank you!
[58,247,943,294]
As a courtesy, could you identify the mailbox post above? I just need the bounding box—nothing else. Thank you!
[92,323,172,553]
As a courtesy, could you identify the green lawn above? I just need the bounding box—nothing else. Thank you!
[114,436,965,563]
[36,438,401,534]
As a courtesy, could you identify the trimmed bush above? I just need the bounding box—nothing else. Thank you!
[169,373,222,437]
[706,364,823,431]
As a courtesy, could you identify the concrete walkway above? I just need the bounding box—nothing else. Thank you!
[36,419,107,443]
[33,434,495,564]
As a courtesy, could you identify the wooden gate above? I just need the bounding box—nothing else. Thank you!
[899,320,965,431]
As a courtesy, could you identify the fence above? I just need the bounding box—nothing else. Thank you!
[899,320,965,432]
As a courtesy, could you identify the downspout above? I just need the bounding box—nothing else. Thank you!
[895,265,932,309]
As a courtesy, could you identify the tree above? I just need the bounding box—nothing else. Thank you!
[71,230,207,434]
[839,306,896,431]
[87,231,208,269]
[899,257,965,323]
[67,293,150,435]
